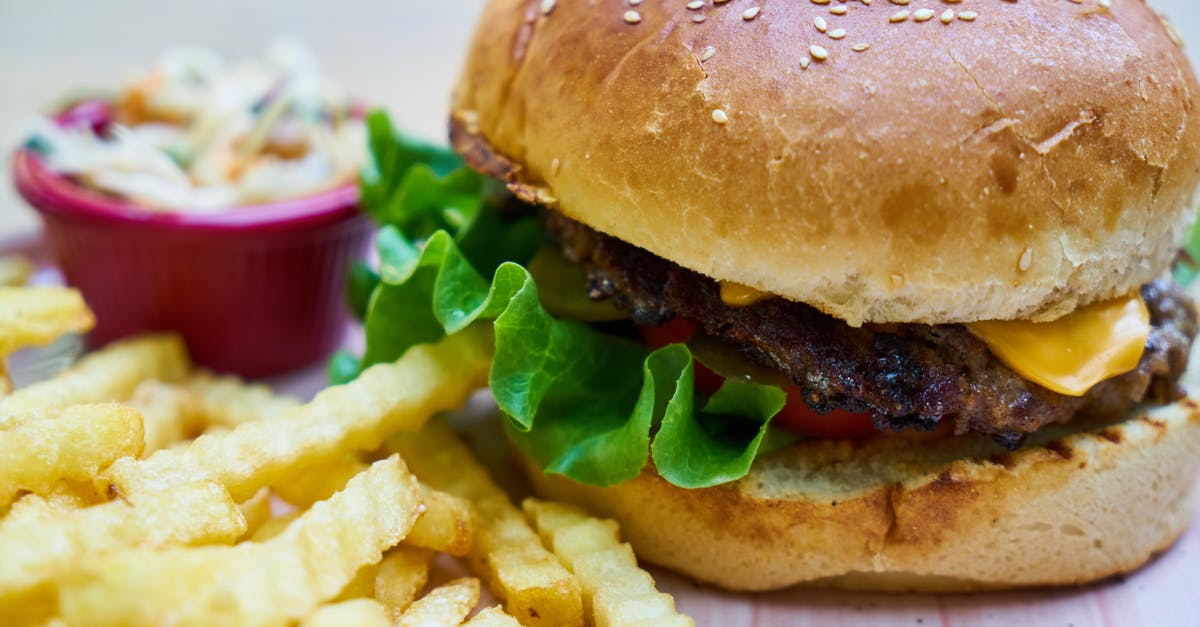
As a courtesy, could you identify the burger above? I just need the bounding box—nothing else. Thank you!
[350,0,1200,591]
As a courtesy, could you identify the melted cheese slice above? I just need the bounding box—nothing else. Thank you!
[720,282,771,307]
[967,294,1150,397]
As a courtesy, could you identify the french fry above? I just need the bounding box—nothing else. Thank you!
[375,545,434,618]
[397,577,480,627]
[408,484,473,556]
[40,481,103,509]
[126,380,202,456]
[250,511,301,542]
[236,487,273,540]
[0,403,142,505]
[1,592,57,626]
[301,599,392,627]
[390,421,583,627]
[181,371,300,428]
[0,334,188,430]
[0,255,35,287]
[103,327,492,501]
[0,282,690,624]
[274,455,368,508]
[523,499,693,627]
[3,488,79,525]
[199,425,231,438]
[0,482,243,604]
[0,286,93,356]
[334,564,378,601]
[464,606,523,627]
[59,456,421,627]
[273,462,474,550]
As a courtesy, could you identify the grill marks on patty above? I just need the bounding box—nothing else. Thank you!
[544,212,1198,446]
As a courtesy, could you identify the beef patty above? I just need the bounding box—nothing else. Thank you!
[544,212,1198,446]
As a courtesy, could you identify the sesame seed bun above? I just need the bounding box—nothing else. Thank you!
[517,340,1200,592]
[451,0,1200,325]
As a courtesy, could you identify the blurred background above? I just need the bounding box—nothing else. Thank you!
[1,0,1197,238]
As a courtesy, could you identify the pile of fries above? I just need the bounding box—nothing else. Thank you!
[0,283,693,626]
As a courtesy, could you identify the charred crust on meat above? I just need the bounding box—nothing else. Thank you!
[450,113,517,180]
[586,274,615,301]
[452,113,560,209]
[542,211,1199,443]
[991,431,1027,451]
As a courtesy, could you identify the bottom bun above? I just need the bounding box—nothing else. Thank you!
[520,364,1200,591]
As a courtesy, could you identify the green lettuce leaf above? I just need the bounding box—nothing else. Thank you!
[356,109,542,287]
[1174,216,1200,287]
[343,111,791,488]
[360,110,463,214]
[347,262,380,321]
[357,227,787,487]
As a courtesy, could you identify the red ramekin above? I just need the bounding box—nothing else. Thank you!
[11,102,373,377]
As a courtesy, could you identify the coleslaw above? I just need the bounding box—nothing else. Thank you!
[23,41,365,212]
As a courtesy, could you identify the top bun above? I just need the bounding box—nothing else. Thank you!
[451,0,1200,326]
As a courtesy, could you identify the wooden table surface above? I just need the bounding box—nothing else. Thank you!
[4,2,1200,625]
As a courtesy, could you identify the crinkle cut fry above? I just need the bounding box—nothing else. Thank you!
[524,499,694,627]
[59,456,421,627]
[388,420,584,627]
[103,326,493,501]
[0,334,188,430]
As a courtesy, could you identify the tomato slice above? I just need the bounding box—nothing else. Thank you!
[774,388,877,439]
[636,318,876,439]
[636,317,700,350]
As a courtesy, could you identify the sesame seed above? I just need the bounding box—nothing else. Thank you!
[940,9,954,23]
[890,274,905,288]
[889,0,908,5]
[942,0,962,3]
[913,8,935,21]
[810,44,829,60]
[742,6,761,20]
[815,17,828,32]
[1018,247,1033,272]
[687,0,704,9]
[800,56,812,69]
[830,6,848,15]
[811,0,831,4]
[536,189,558,204]
[628,0,642,4]
[957,10,977,21]
[862,0,871,4]
[550,158,561,174]
[692,14,707,22]
[701,45,716,61]
[540,0,556,16]
[623,10,642,23]
[889,10,910,22]
[828,28,846,39]
[712,109,729,124]
[851,42,870,51]
[713,0,730,3]
[1098,0,1111,7]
